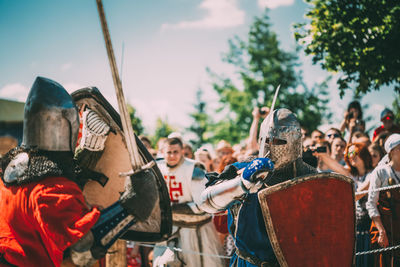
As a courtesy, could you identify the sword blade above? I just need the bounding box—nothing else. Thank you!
[258,84,281,158]
[96,0,143,170]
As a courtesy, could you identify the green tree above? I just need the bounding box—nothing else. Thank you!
[392,93,400,124]
[208,11,330,144]
[187,88,212,149]
[151,117,175,146]
[294,0,400,96]
[127,103,144,135]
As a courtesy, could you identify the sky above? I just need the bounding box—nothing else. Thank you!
[0,0,397,139]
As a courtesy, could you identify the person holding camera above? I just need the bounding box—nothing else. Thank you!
[340,101,365,137]
[315,142,374,267]
[372,108,400,142]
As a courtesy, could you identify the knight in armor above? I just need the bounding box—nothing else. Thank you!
[0,77,158,266]
[366,133,400,266]
[198,108,317,266]
[153,137,224,267]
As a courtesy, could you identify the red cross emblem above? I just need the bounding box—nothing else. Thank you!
[164,175,183,203]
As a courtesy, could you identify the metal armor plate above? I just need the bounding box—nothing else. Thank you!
[71,87,172,242]
[258,173,356,267]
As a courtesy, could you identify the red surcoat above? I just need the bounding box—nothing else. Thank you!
[0,176,100,267]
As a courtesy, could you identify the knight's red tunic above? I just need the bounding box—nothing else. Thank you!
[0,176,100,267]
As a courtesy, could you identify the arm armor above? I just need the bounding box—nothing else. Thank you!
[198,176,247,214]
[70,201,136,266]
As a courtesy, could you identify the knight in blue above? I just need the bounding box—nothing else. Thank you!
[197,108,317,266]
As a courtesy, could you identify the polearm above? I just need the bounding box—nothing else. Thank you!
[96,0,143,170]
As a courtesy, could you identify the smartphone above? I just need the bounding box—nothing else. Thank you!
[315,146,327,153]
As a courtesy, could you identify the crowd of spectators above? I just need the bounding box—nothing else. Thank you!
[131,101,400,267]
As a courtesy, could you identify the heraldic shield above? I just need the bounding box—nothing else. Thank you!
[258,173,356,267]
[71,87,172,242]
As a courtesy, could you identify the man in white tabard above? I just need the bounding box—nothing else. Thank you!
[153,137,224,267]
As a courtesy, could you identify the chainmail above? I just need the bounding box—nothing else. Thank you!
[1,147,76,186]
[264,138,302,170]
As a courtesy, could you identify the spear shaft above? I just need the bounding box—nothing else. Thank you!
[96,0,143,169]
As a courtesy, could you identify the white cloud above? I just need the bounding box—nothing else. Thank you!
[161,0,245,30]
[257,0,295,9]
[61,63,72,72]
[0,83,29,102]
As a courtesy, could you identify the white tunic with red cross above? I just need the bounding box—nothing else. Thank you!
[157,158,201,204]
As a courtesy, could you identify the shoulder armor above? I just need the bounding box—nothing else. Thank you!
[192,166,205,180]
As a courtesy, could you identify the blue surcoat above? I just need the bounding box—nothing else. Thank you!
[228,193,276,266]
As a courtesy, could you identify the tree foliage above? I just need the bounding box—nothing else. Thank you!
[294,0,400,96]
[187,88,213,149]
[127,103,144,135]
[208,11,330,145]
[392,93,400,125]
[151,117,175,146]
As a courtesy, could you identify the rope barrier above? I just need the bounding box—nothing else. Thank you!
[356,244,400,256]
[129,183,400,260]
[133,240,400,259]
[137,242,231,259]
[355,183,400,196]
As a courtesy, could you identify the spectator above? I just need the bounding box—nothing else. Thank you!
[303,137,313,150]
[217,155,238,173]
[139,135,152,150]
[368,143,385,168]
[315,140,332,172]
[302,137,317,167]
[310,129,324,145]
[331,136,347,166]
[214,140,234,171]
[154,137,224,267]
[372,108,400,142]
[366,134,400,266]
[340,100,365,135]
[216,140,234,158]
[155,137,167,159]
[232,143,247,162]
[316,143,374,267]
[182,143,194,159]
[194,148,214,172]
[350,131,370,146]
[374,131,392,149]
[325,127,342,144]
[301,126,309,140]
[246,106,269,152]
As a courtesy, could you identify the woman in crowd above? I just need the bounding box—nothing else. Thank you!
[194,148,214,172]
[340,100,365,135]
[368,143,386,168]
[316,143,374,267]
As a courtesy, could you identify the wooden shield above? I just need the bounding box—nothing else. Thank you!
[258,173,356,267]
[71,87,172,242]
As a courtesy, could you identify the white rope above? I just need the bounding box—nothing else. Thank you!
[355,183,400,196]
[137,243,231,259]
[356,244,400,256]
[128,184,400,260]
[136,241,400,259]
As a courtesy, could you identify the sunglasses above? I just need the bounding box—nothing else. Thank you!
[327,133,340,138]
[347,150,358,158]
